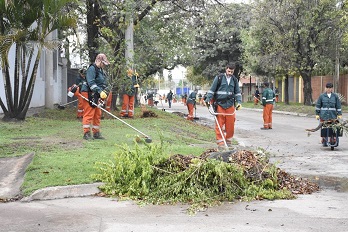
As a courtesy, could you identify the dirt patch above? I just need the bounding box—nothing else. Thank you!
[141,110,158,118]
[172,111,186,118]
[3,137,83,157]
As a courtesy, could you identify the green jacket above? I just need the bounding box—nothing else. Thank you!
[205,74,242,109]
[81,64,107,93]
[187,91,197,105]
[315,92,342,120]
[262,88,275,106]
[122,75,137,96]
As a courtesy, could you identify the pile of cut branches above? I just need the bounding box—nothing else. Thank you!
[159,149,319,196]
[306,119,348,137]
[93,141,319,214]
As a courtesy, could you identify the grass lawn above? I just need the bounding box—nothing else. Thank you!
[0,107,216,196]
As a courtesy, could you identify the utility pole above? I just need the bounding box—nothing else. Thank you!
[334,26,342,94]
[125,18,134,68]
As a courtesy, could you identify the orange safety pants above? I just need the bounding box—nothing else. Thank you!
[71,86,83,118]
[215,105,236,146]
[74,89,84,118]
[187,103,194,120]
[104,91,112,112]
[81,92,102,134]
[121,94,135,117]
[262,104,273,129]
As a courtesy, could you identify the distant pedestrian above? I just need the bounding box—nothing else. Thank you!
[261,82,275,130]
[197,93,202,105]
[275,87,279,102]
[147,92,154,107]
[254,87,260,105]
[167,90,173,108]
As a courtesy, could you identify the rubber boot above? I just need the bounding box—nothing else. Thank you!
[83,131,92,140]
[93,132,105,139]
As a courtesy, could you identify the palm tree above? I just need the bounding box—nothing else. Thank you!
[0,0,77,120]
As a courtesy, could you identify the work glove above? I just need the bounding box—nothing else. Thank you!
[100,90,108,99]
[315,115,320,120]
[236,104,242,110]
[338,115,342,120]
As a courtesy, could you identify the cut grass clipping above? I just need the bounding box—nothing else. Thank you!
[92,138,319,215]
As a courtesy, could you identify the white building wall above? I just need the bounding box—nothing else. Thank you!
[0,33,65,114]
[0,44,45,113]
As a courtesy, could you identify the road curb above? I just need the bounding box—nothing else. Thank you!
[21,182,103,202]
[241,107,309,117]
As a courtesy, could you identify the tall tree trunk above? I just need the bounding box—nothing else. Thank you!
[284,74,289,105]
[300,70,313,106]
[86,0,100,63]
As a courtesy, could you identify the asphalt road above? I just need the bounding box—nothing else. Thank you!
[0,102,347,232]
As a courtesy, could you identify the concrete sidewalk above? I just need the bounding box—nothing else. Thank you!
[1,190,347,232]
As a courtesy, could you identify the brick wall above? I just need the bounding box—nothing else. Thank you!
[311,75,348,104]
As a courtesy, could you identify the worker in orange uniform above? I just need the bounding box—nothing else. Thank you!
[204,63,242,150]
[67,69,86,118]
[186,89,198,120]
[80,53,110,140]
[261,82,275,130]
[120,69,137,118]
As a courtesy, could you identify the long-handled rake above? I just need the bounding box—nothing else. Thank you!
[80,94,152,143]
[207,104,228,148]
[193,104,199,120]
[55,99,78,109]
